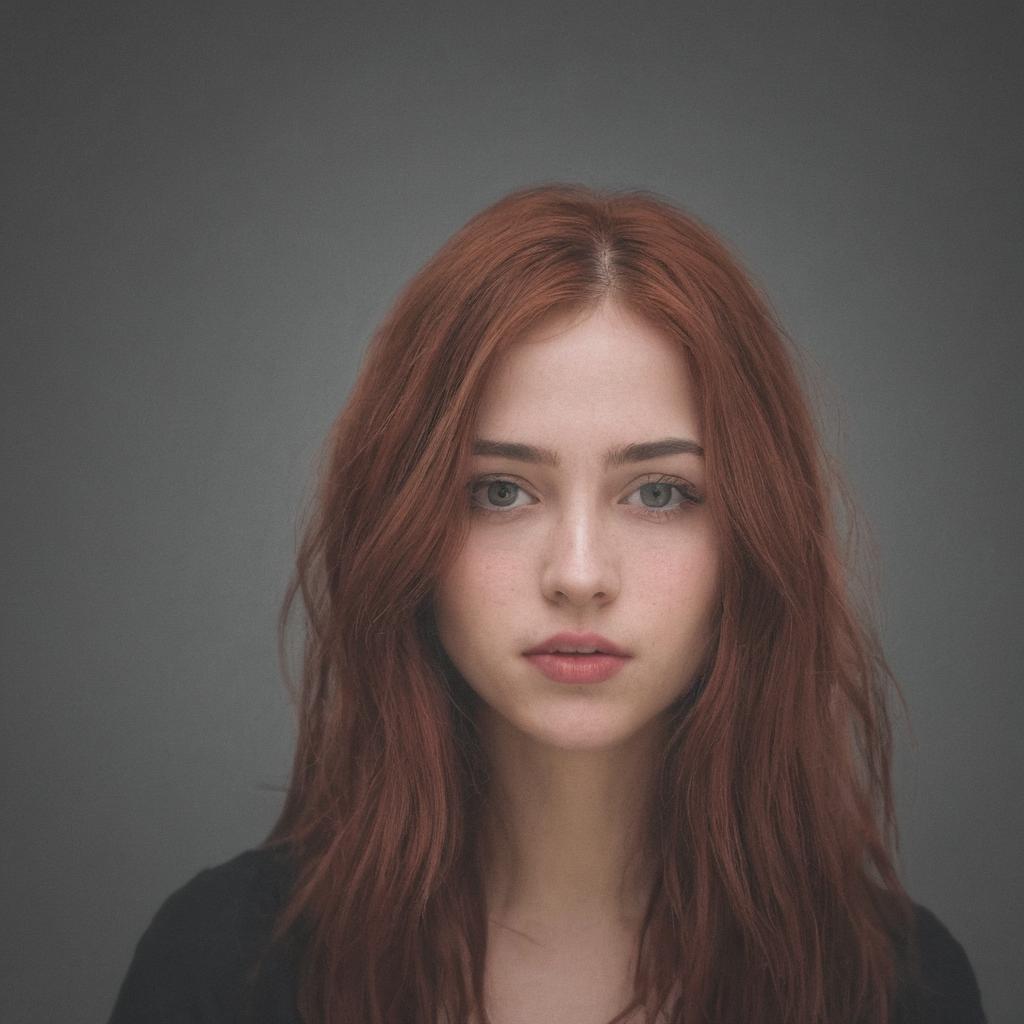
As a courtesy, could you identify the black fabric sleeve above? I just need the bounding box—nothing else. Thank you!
[897,902,988,1024]
[106,847,300,1024]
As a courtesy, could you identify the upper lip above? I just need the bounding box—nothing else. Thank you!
[524,631,631,657]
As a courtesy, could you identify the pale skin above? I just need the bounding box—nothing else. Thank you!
[433,297,721,1023]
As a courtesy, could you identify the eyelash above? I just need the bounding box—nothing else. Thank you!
[467,474,703,522]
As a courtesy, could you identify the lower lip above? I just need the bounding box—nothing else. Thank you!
[524,653,629,684]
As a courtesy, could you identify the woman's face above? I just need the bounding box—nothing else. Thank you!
[433,298,720,754]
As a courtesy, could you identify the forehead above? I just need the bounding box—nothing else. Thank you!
[475,300,701,444]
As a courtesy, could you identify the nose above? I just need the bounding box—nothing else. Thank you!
[539,503,619,608]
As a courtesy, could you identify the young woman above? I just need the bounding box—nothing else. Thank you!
[109,184,987,1023]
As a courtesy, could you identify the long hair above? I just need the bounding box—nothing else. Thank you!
[262,184,916,1023]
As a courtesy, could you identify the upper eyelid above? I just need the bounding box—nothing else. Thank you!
[469,472,699,501]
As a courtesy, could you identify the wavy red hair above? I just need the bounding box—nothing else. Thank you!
[263,184,917,1023]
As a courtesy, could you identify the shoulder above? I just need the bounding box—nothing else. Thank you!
[108,845,301,1024]
[894,901,987,1023]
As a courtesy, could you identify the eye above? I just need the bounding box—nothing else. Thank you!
[622,475,703,521]
[468,474,702,520]
[468,477,536,514]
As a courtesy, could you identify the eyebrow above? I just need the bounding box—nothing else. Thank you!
[471,436,705,468]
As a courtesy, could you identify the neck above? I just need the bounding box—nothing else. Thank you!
[478,708,664,936]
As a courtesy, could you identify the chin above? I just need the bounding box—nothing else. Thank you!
[514,709,656,753]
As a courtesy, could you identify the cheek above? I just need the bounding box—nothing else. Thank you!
[633,537,720,623]
[435,539,525,640]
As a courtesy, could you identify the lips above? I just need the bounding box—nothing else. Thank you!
[523,630,630,658]
[524,652,629,684]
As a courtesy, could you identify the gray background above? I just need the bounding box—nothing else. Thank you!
[2,2,1021,1021]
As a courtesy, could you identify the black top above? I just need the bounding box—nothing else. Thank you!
[108,847,988,1023]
